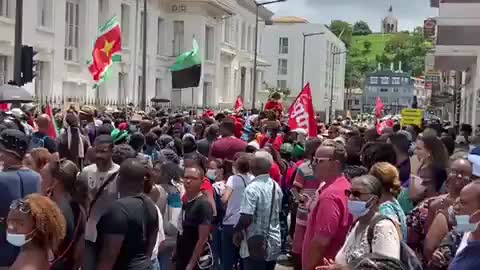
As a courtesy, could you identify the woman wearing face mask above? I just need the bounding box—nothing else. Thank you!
[6,194,66,270]
[320,175,401,269]
[40,159,87,270]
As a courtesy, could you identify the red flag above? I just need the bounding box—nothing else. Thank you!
[0,103,10,112]
[45,103,58,139]
[288,83,317,138]
[375,97,384,118]
[376,119,394,135]
[233,96,244,113]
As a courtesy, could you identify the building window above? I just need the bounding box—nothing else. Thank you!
[380,88,388,92]
[393,88,399,93]
[38,0,52,28]
[370,77,378,85]
[380,77,389,84]
[278,59,287,75]
[241,22,246,50]
[392,77,401,85]
[155,78,162,97]
[247,26,252,51]
[354,99,359,105]
[118,73,127,103]
[205,25,214,60]
[279,37,288,54]
[157,17,164,55]
[403,77,410,84]
[121,4,130,48]
[223,17,231,43]
[98,0,108,26]
[0,0,11,18]
[65,1,80,62]
[0,55,8,85]
[173,21,184,56]
[277,80,287,89]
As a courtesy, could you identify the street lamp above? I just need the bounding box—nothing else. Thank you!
[252,0,287,110]
[328,50,347,123]
[302,32,325,89]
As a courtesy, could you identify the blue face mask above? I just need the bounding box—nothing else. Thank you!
[348,198,372,217]
[455,214,479,233]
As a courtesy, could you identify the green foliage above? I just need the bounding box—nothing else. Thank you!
[265,85,291,101]
[353,21,372,36]
[329,20,353,48]
[363,40,372,53]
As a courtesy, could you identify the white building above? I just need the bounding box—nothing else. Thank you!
[429,0,480,126]
[0,0,273,108]
[262,16,346,120]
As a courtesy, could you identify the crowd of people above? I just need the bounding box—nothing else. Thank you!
[0,103,479,270]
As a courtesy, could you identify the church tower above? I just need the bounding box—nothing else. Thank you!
[382,5,398,33]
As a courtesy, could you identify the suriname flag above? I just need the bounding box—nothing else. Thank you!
[88,16,121,88]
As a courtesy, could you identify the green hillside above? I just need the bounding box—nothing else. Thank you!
[350,33,392,61]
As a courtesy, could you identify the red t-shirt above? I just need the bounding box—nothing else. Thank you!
[209,136,247,160]
[259,134,283,151]
[302,176,352,267]
[269,162,282,183]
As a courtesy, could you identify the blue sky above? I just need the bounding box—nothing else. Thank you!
[267,0,438,32]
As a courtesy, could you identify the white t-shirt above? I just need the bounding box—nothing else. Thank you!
[151,204,165,260]
[223,173,254,225]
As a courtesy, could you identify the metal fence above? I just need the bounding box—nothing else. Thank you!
[34,95,236,112]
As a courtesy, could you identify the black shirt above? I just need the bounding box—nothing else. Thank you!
[32,131,57,153]
[175,195,212,270]
[51,199,83,270]
[96,195,158,270]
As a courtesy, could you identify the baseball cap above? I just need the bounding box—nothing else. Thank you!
[0,129,29,159]
[280,143,294,155]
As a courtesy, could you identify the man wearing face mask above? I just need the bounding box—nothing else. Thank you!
[449,181,480,269]
[259,121,283,152]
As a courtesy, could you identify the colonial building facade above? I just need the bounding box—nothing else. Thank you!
[0,0,273,108]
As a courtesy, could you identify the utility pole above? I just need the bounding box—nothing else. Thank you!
[141,0,147,110]
[252,5,259,110]
[301,32,324,90]
[13,0,23,86]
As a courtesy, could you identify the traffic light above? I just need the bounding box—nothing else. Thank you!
[21,45,37,85]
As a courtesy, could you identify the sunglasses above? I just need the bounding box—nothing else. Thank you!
[344,189,371,198]
[448,170,471,182]
[312,157,333,166]
[10,199,31,214]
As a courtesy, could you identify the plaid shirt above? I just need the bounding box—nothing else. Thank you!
[240,174,283,261]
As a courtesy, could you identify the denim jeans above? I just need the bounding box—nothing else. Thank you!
[221,225,242,270]
[212,225,223,270]
[243,257,276,270]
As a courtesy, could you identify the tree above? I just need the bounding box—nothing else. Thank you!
[329,20,353,48]
[353,21,372,36]
[363,40,372,53]
[265,85,291,100]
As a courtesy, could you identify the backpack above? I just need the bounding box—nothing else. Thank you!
[212,183,226,226]
[30,134,47,149]
[367,215,423,270]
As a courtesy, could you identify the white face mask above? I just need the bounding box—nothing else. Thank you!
[455,214,479,233]
[206,169,216,180]
[6,231,34,247]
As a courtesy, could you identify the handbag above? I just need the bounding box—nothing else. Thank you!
[246,181,276,260]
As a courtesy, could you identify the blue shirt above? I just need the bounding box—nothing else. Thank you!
[449,239,480,270]
[448,240,480,270]
[0,169,41,266]
[240,174,283,261]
